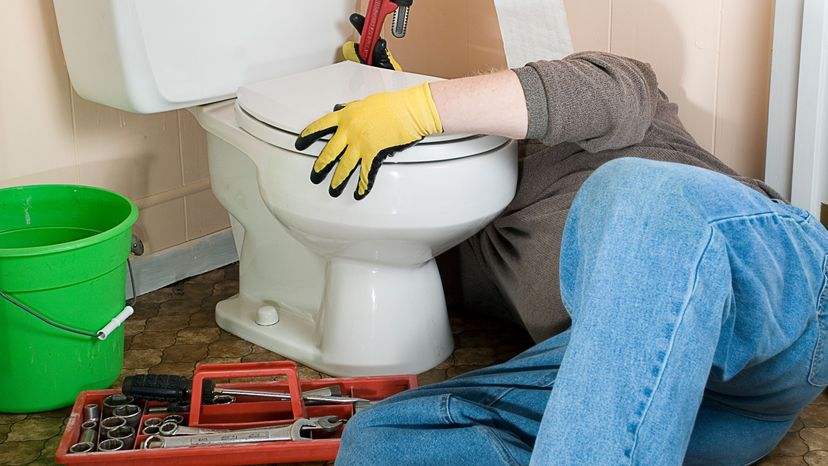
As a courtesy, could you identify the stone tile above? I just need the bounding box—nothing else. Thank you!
[456,331,500,348]
[801,427,828,450]
[200,295,225,313]
[241,352,288,363]
[198,357,243,366]
[185,268,225,286]
[805,451,828,465]
[177,327,221,345]
[40,434,62,462]
[495,344,530,362]
[6,418,62,441]
[298,366,324,380]
[417,368,449,386]
[453,347,497,366]
[250,344,273,354]
[0,440,43,465]
[163,344,209,363]
[446,365,479,378]
[188,312,220,329]
[434,355,454,370]
[28,408,70,419]
[0,414,27,425]
[177,282,215,299]
[123,319,146,337]
[159,297,204,315]
[123,349,163,369]
[758,457,808,466]
[224,262,240,280]
[811,391,828,405]
[213,279,240,300]
[149,362,196,378]
[219,329,241,340]
[130,331,177,350]
[130,302,160,321]
[144,314,191,332]
[140,286,177,304]
[0,425,10,435]
[802,404,828,428]
[792,418,806,432]
[208,339,253,358]
[771,431,810,457]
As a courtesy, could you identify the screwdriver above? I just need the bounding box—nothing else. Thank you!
[122,374,367,405]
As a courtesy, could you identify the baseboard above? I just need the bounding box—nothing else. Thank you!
[126,229,239,299]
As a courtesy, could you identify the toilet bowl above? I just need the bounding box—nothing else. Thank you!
[53,0,518,376]
[194,62,518,375]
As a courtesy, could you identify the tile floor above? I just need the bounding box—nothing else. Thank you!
[1,263,827,465]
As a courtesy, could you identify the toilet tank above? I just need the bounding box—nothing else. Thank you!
[53,0,354,113]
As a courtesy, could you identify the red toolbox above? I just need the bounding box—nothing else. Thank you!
[55,361,417,465]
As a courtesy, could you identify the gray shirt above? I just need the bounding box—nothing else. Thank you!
[460,52,780,342]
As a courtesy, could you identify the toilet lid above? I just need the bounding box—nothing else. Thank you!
[236,61,509,163]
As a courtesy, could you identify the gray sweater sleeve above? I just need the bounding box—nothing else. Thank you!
[514,51,661,153]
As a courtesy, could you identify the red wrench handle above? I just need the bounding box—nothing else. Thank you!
[358,0,399,65]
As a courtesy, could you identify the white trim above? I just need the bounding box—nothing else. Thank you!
[766,0,828,216]
[765,0,804,199]
[790,0,828,215]
[126,229,238,299]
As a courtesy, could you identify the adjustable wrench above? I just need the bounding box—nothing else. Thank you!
[142,417,343,449]
[158,415,344,437]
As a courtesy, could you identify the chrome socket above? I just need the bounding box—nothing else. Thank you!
[100,416,126,437]
[102,394,134,418]
[113,404,141,429]
[97,438,124,452]
[83,403,100,422]
[68,441,94,453]
[107,425,136,450]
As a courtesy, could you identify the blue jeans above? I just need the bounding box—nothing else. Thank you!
[336,158,828,465]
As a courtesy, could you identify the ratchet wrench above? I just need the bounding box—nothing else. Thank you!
[123,374,366,405]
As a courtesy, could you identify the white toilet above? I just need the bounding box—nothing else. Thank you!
[54,0,518,376]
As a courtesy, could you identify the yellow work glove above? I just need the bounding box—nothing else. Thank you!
[294,83,443,200]
[342,13,403,71]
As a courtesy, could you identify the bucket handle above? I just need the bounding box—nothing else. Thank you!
[0,290,133,341]
[0,258,138,341]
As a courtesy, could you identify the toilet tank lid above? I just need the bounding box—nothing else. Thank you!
[237,61,474,144]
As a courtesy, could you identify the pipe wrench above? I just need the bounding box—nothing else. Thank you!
[357,0,413,66]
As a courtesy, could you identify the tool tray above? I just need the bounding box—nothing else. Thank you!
[55,361,417,465]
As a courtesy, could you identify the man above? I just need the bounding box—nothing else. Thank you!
[295,39,828,465]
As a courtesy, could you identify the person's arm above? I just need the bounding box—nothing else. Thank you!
[296,52,661,199]
[430,52,661,152]
[429,70,529,140]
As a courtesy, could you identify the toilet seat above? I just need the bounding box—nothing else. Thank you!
[236,61,509,162]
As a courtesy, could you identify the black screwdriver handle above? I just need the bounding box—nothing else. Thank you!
[123,374,192,402]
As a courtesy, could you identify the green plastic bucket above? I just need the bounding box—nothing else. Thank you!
[0,185,138,412]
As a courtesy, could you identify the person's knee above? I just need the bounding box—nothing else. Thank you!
[336,408,391,465]
[581,157,688,204]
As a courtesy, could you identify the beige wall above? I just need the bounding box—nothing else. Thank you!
[376,0,774,179]
[1,0,773,257]
[0,0,229,256]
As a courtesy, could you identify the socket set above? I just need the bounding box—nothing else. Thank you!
[55,361,416,465]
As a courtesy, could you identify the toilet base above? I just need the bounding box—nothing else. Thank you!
[215,258,455,377]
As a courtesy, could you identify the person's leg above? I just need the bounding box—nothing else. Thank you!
[530,158,828,465]
[336,331,569,465]
[337,157,828,465]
